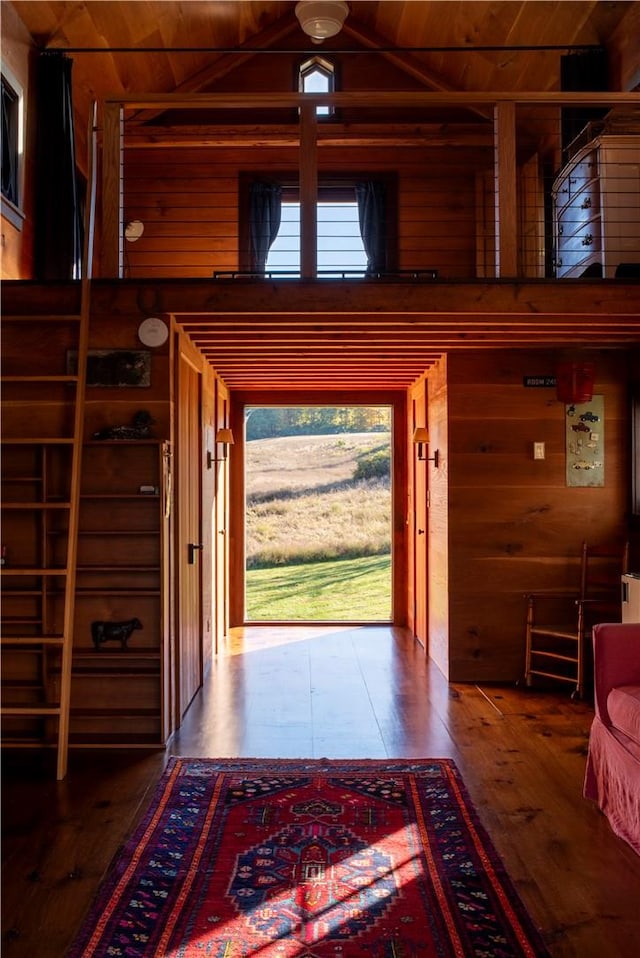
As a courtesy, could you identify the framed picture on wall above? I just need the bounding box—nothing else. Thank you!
[67,349,151,387]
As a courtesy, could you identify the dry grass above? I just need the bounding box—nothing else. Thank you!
[246,433,391,568]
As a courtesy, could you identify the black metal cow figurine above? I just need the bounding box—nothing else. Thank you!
[91,618,142,650]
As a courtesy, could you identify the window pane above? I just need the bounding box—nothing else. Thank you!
[265,202,367,276]
[302,69,330,116]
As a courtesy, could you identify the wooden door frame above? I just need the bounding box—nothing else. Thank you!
[174,343,204,725]
[228,389,407,627]
[409,380,428,648]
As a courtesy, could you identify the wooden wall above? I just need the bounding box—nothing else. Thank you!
[430,348,634,683]
[123,142,482,280]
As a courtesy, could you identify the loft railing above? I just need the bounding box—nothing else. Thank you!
[98,91,640,282]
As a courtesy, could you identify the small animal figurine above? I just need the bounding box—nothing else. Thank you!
[91,618,142,650]
[93,410,155,440]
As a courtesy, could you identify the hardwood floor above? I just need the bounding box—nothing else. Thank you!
[2,625,640,957]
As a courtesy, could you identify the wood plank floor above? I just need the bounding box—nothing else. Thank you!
[2,625,640,957]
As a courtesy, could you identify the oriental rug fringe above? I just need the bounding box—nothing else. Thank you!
[69,757,550,957]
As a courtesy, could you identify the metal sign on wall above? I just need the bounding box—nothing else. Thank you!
[565,395,605,487]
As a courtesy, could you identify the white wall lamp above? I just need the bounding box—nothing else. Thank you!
[413,427,439,466]
[295,1,349,44]
[124,219,144,242]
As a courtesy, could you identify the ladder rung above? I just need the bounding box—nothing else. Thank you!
[0,438,75,445]
[1,502,71,510]
[1,375,79,383]
[0,567,69,576]
[1,635,65,646]
[1,705,61,716]
[1,314,81,323]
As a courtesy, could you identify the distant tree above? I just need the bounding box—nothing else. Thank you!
[245,405,391,440]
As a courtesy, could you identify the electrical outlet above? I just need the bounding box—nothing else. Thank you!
[533,442,545,460]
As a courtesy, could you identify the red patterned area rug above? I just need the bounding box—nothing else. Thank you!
[70,758,550,957]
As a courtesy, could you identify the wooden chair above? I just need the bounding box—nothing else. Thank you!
[524,541,627,699]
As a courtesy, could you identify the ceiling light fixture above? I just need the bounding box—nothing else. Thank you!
[295,1,349,44]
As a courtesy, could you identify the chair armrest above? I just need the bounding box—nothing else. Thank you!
[592,623,640,724]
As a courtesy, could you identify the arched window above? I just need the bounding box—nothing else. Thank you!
[298,56,336,117]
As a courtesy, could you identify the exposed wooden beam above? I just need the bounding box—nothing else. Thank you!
[110,91,640,111]
[89,279,640,319]
[124,123,495,150]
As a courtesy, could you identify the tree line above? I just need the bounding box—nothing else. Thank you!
[245,406,391,441]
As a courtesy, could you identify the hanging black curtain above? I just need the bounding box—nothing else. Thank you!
[35,52,82,280]
[356,180,387,275]
[250,181,282,272]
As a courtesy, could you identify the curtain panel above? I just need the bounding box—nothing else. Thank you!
[356,181,387,274]
[35,52,82,280]
[250,181,282,272]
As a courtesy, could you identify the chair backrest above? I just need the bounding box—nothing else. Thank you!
[582,539,629,606]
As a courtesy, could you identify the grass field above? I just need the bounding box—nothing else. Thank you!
[245,431,392,619]
[245,554,392,620]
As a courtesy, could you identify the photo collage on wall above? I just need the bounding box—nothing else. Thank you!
[565,395,604,487]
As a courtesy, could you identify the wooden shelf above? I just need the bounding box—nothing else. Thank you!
[80,493,160,500]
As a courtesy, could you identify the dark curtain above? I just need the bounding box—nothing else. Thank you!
[250,181,282,271]
[1,80,18,204]
[356,180,387,274]
[35,52,82,280]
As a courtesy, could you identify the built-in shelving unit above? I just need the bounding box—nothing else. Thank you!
[68,439,172,747]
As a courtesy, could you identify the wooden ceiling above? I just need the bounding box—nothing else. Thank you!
[8,2,640,392]
[9,2,636,102]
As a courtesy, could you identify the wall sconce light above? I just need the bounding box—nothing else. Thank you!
[412,427,439,466]
[295,1,349,43]
[124,219,144,242]
[215,427,235,460]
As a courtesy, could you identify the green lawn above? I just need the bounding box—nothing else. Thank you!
[245,554,392,621]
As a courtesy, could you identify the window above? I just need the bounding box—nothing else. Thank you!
[1,67,24,229]
[299,56,336,117]
[243,175,396,277]
[266,196,368,276]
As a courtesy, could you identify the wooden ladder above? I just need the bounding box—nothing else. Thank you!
[1,107,97,779]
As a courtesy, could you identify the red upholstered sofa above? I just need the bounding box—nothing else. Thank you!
[584,622,640,854]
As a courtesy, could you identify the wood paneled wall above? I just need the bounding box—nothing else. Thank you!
[123,143,482,279]
[432,349,633,683]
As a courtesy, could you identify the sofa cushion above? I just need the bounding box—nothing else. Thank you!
[607,684,640,747]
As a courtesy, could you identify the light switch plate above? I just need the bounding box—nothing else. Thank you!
[533,442,545,460]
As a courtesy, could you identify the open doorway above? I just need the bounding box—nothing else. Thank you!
[244,405,392,621]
